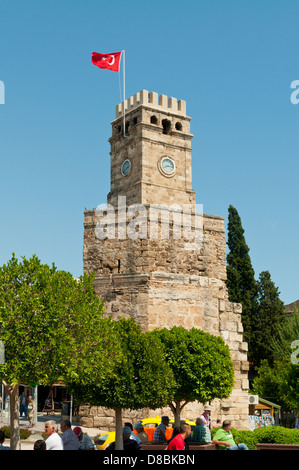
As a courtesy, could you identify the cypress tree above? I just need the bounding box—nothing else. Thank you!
[226,205,258,364]
[255,270,286,366]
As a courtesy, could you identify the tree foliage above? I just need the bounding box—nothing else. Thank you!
[226,206,288,371]
[69,318,175,449]
[253,271,286,367]
[0,254,108,449]
[226,205,259,362]
[252,359,299,412]
[271,307,299,361]
[150,326,234,425]
[226,205,258,304]
[252,308,299,411]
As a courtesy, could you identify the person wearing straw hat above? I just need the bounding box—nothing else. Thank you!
[200,405,212,429]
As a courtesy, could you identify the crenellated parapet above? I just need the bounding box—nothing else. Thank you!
[115,89,187,119]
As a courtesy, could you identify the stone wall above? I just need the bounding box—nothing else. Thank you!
[82,209,249,430]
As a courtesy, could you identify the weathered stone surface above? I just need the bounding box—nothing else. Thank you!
[81,90,249,431]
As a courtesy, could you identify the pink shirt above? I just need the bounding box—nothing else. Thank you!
[201,412,210,428]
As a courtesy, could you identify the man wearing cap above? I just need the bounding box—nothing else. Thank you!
[133,422,149,444]
[200,405,212,429]
[153,416,170,443]
[73,426,95,450]
[105,426,142,451]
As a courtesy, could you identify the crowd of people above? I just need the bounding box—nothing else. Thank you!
[40,419,95,450]
[0,419,95,451]
[0,397,249,450]
[105,404,249,451]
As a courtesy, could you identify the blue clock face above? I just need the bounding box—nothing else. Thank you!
[161,157,175,175]
[121,159,131,176]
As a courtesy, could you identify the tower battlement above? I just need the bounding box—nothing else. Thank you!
[115,89,187,119]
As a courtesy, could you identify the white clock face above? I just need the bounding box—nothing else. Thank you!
[121,159,131,176]
[161,157,175,175]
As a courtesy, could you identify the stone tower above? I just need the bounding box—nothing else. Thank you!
[82,90,249,430]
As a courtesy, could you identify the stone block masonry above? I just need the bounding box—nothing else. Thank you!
[82,89,249,431]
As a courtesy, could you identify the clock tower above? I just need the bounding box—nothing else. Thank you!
[108,89,195,208]
[83,90,249,431]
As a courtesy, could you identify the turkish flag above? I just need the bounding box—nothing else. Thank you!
[91,51,122,72]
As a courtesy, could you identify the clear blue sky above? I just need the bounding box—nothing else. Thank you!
[0,0,298,305]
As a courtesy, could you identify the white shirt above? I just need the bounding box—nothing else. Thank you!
[46,432,64,450]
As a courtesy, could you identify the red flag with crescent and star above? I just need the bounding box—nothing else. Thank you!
[91,51,122,72]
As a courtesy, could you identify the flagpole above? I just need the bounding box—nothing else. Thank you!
[122,49,126,137]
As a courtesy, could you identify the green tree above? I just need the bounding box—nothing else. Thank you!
[226,206,259,362]
[252,307,299,411]
[0,254,108,450]
[150,326,235,427]
[251,359,288,408]
[271,306,299,361]
[283,362,299,410]
[69,318,175,450]
[252,359,299,412]
[254,271,286,366]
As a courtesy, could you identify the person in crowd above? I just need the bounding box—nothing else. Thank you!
[73,426,95,450]
[44,420,63,450]
[212,420,248,450]
[60,419,80,450]
[27,396,35,428]
[33,440,46,450]
[200,404,212,428]
[213,419,222,428]
[166,426,180,447]
[153,416,170,442]
[192,417,212,443]
[124,422,141,443]
[0,430,10,450]
[105,426,142,451]
[19,392,28,417]
[133,422,149,444]
[167,423,191,450]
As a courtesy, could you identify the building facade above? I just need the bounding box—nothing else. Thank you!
[81,90,249,430]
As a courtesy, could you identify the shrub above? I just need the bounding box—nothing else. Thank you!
[212,425,299,450]
[254,426,299,445]
[234,429,257,450]
[0,426,10,438]
[0,426,32,440]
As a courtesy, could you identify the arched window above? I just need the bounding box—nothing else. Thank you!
[162,119,171,134]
